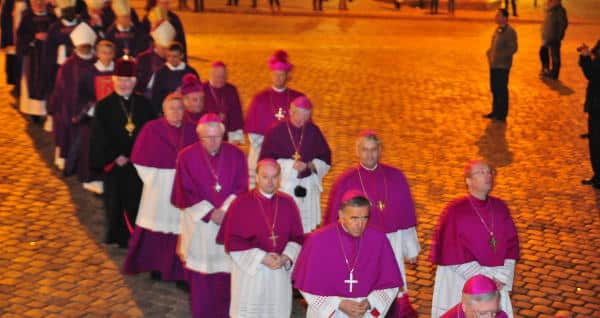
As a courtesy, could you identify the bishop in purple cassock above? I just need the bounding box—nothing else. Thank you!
[15,0,56,119]
[180,73,206,124]
[203,61,244,143]
[259,96,331,233]
[217,158,304,318]
[441,275,509,318]
[122,93,197,281]
[244,49,304,188]
[324,130,421,317]
[47,22,97,172]
[293,190,403,318]
[150,41,198,114]
[171,113,248,317]
[430,160,519,318]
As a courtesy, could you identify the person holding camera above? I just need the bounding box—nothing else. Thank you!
[484,8,518,122]
[259,96,332,233]
[579,41,600,189]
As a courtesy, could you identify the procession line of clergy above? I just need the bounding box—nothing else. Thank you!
[3,0,524,314]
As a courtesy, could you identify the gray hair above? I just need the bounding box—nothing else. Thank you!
[355,134,381,151]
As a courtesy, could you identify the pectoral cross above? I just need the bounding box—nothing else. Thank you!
[269,231,278,247]
[275,107,285,120]
[489,232,496,253]
[292,151,301,161]
[344,270,358,293]
[214,182,222,193]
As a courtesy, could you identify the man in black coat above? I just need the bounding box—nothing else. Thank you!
[579,41,600,189]
[90,57,157,247]
[539,0,568,80]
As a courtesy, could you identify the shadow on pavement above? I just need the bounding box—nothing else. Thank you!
[475,120,513,168]
[540,77,575,96]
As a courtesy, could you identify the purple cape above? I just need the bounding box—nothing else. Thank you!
[440,303,508,318]
[203,82,244,133]
[135,47,165,95]
[430,195,520,267]
[244,87,304,135]
[171,142,248,209]
[131,118,198,169]
[324,164,417,233]
[292,223,403,297]
[259,120,331,163]
[218,189,304,254]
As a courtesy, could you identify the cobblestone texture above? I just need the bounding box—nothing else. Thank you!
[1,7,600,318]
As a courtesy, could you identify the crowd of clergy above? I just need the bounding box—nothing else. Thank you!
[2,0,523,316]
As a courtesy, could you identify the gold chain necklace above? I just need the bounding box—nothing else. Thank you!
[468,196,496,253]
[286,121,305,161]
[254,191,280,250]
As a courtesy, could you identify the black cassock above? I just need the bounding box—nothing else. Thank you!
[16,10,57,101]
[90,92,157,247]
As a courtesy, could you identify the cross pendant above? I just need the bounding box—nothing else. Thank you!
[214,182,222,192]
[275,107,285,120]
[269,231,278,247]
[344,270,358,293]
[292,151,301,161]
[489,232,496,253]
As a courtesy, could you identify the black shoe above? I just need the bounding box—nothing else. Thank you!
[176,281,189,292]
[150,271,162,281]
[483,113,496,119]
[582,178,597,185]
[593,182,600,189]
[580,133,589,139]
[493,116,506,122]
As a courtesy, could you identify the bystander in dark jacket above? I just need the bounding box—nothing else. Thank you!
[539,0,567,79]
[579,41,600,188]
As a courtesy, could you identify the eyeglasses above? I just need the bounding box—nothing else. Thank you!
[200,135,223,140]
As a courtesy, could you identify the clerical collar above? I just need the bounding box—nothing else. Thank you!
[95,60,114,72]
[259,190,275,199]
[339,223,361,239]
[119,94,131,100]
[76,51,94,60]
[61,18,78,26]
[359,163,378,171]
[116,24,131,32]
[169,121,182,128]
[209,81,224,89]
[272,86,287,93]
[166,62,186,71]
[34,11,48,16]
[468,193,489,203]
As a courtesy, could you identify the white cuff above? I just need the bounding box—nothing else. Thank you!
[248,133,264,149]
[228,129,245,144]
[282,241,302,265]
[186,200,215,223]
[400,227,421,260]
[230,248,267,277]
[219,194,237,212]
[367,287,399,317]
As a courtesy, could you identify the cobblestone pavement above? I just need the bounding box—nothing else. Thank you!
[1,10,600,318]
